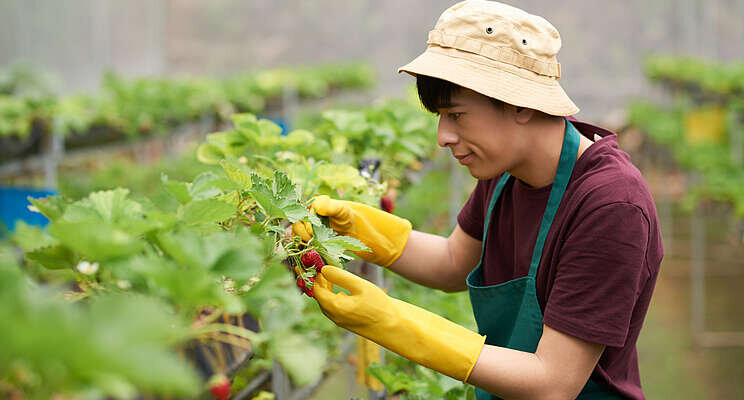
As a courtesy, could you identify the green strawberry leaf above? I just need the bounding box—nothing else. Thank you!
[220,158,253,189]
[48,221,144,261]
[233,113,260,137]
[323,235,370,253]
[258,118,283,137]
[270,333,327,387]
[25,245,76,270]
[189,172,232,200]
[11,221,58,252]
[249,171,304,221]
[250,176,286,220]
[60,189,161,236]
[272,170,297,201]
[28,194,69,222]
[196,143,224,164]
[181,198,234,226]
[281,203,310,223]
[161,174,193,205]
[311,222,335,243]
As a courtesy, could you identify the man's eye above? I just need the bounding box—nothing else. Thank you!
[450,112,462,121]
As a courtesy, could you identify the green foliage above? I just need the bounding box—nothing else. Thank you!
[0,256,201,399]
[0,95,34,137]
[367,362,476,400]
[645,55,744,97]
[628,100,744,217]
[308,98,438,184]
[5,88,446,397]
[198,113,385,205]
[630,55,744,217]
[0,62,375,139]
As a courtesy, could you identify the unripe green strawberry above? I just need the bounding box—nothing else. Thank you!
[208,374,231,400]
[301,250,325,273]
[380,195,394,213]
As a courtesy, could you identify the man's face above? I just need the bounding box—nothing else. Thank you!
[436,87,525,180]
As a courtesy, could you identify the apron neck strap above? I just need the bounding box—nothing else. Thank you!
[527,119,580,278]
[480,173,511,245]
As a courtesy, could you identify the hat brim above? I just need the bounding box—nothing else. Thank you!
[397,47,579,117]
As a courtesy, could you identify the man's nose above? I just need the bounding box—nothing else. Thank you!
[436,118,459,148]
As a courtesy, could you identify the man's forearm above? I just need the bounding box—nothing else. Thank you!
[387,230,468,292]
[468,345,561,400]
[467,325,604,400]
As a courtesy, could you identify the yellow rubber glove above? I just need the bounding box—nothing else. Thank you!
[292,195,412,267]
[314,265,486,382]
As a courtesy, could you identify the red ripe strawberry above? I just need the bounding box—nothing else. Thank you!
[296,275,315,297]
[380,195,394,213]
[208,374,231,400]
[301,250,325,273]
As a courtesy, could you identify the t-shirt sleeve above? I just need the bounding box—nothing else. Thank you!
[543,202,651,348]
[457,179,489,240]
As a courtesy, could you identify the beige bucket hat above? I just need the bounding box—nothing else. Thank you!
[398,0,579,116]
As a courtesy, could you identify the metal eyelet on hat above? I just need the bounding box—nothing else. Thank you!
[486,27,493,34]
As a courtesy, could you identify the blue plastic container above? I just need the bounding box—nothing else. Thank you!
[261,116,290,136]
[0,186,56,236]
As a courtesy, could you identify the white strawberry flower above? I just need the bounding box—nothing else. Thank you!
[76,261,99,275]
[116,280,131,290]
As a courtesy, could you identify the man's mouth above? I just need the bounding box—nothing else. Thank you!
[453,152,474,165]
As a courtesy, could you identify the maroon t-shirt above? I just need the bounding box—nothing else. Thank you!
[457,120,662,400]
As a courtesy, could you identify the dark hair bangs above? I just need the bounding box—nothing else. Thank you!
[415,75,461,114]
[415,74,504,114]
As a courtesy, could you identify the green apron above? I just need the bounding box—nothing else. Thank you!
[466,120,625,399]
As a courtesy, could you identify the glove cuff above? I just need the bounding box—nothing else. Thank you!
[377,216,412,267]
[347,203,412,267]
[381,298,486,382]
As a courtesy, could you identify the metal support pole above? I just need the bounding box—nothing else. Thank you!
[272,361,291,400]
[282,84,299,131]
[43,127,64,190]
[690,174,705,344]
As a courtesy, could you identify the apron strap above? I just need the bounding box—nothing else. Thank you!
[527,120,580,278]
[480,173,512,250]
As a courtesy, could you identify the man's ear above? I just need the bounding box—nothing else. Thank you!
[513,106,535,125]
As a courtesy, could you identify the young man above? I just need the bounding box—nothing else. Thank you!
[296,1,662,399]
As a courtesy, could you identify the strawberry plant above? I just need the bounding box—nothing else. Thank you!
[644,55,744,98]
[308,97,438,185]
[0,245,202,399]
[2,87,448,397]
[7,113,381,394]
[0,96,34,137]
[0,62,375,142]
